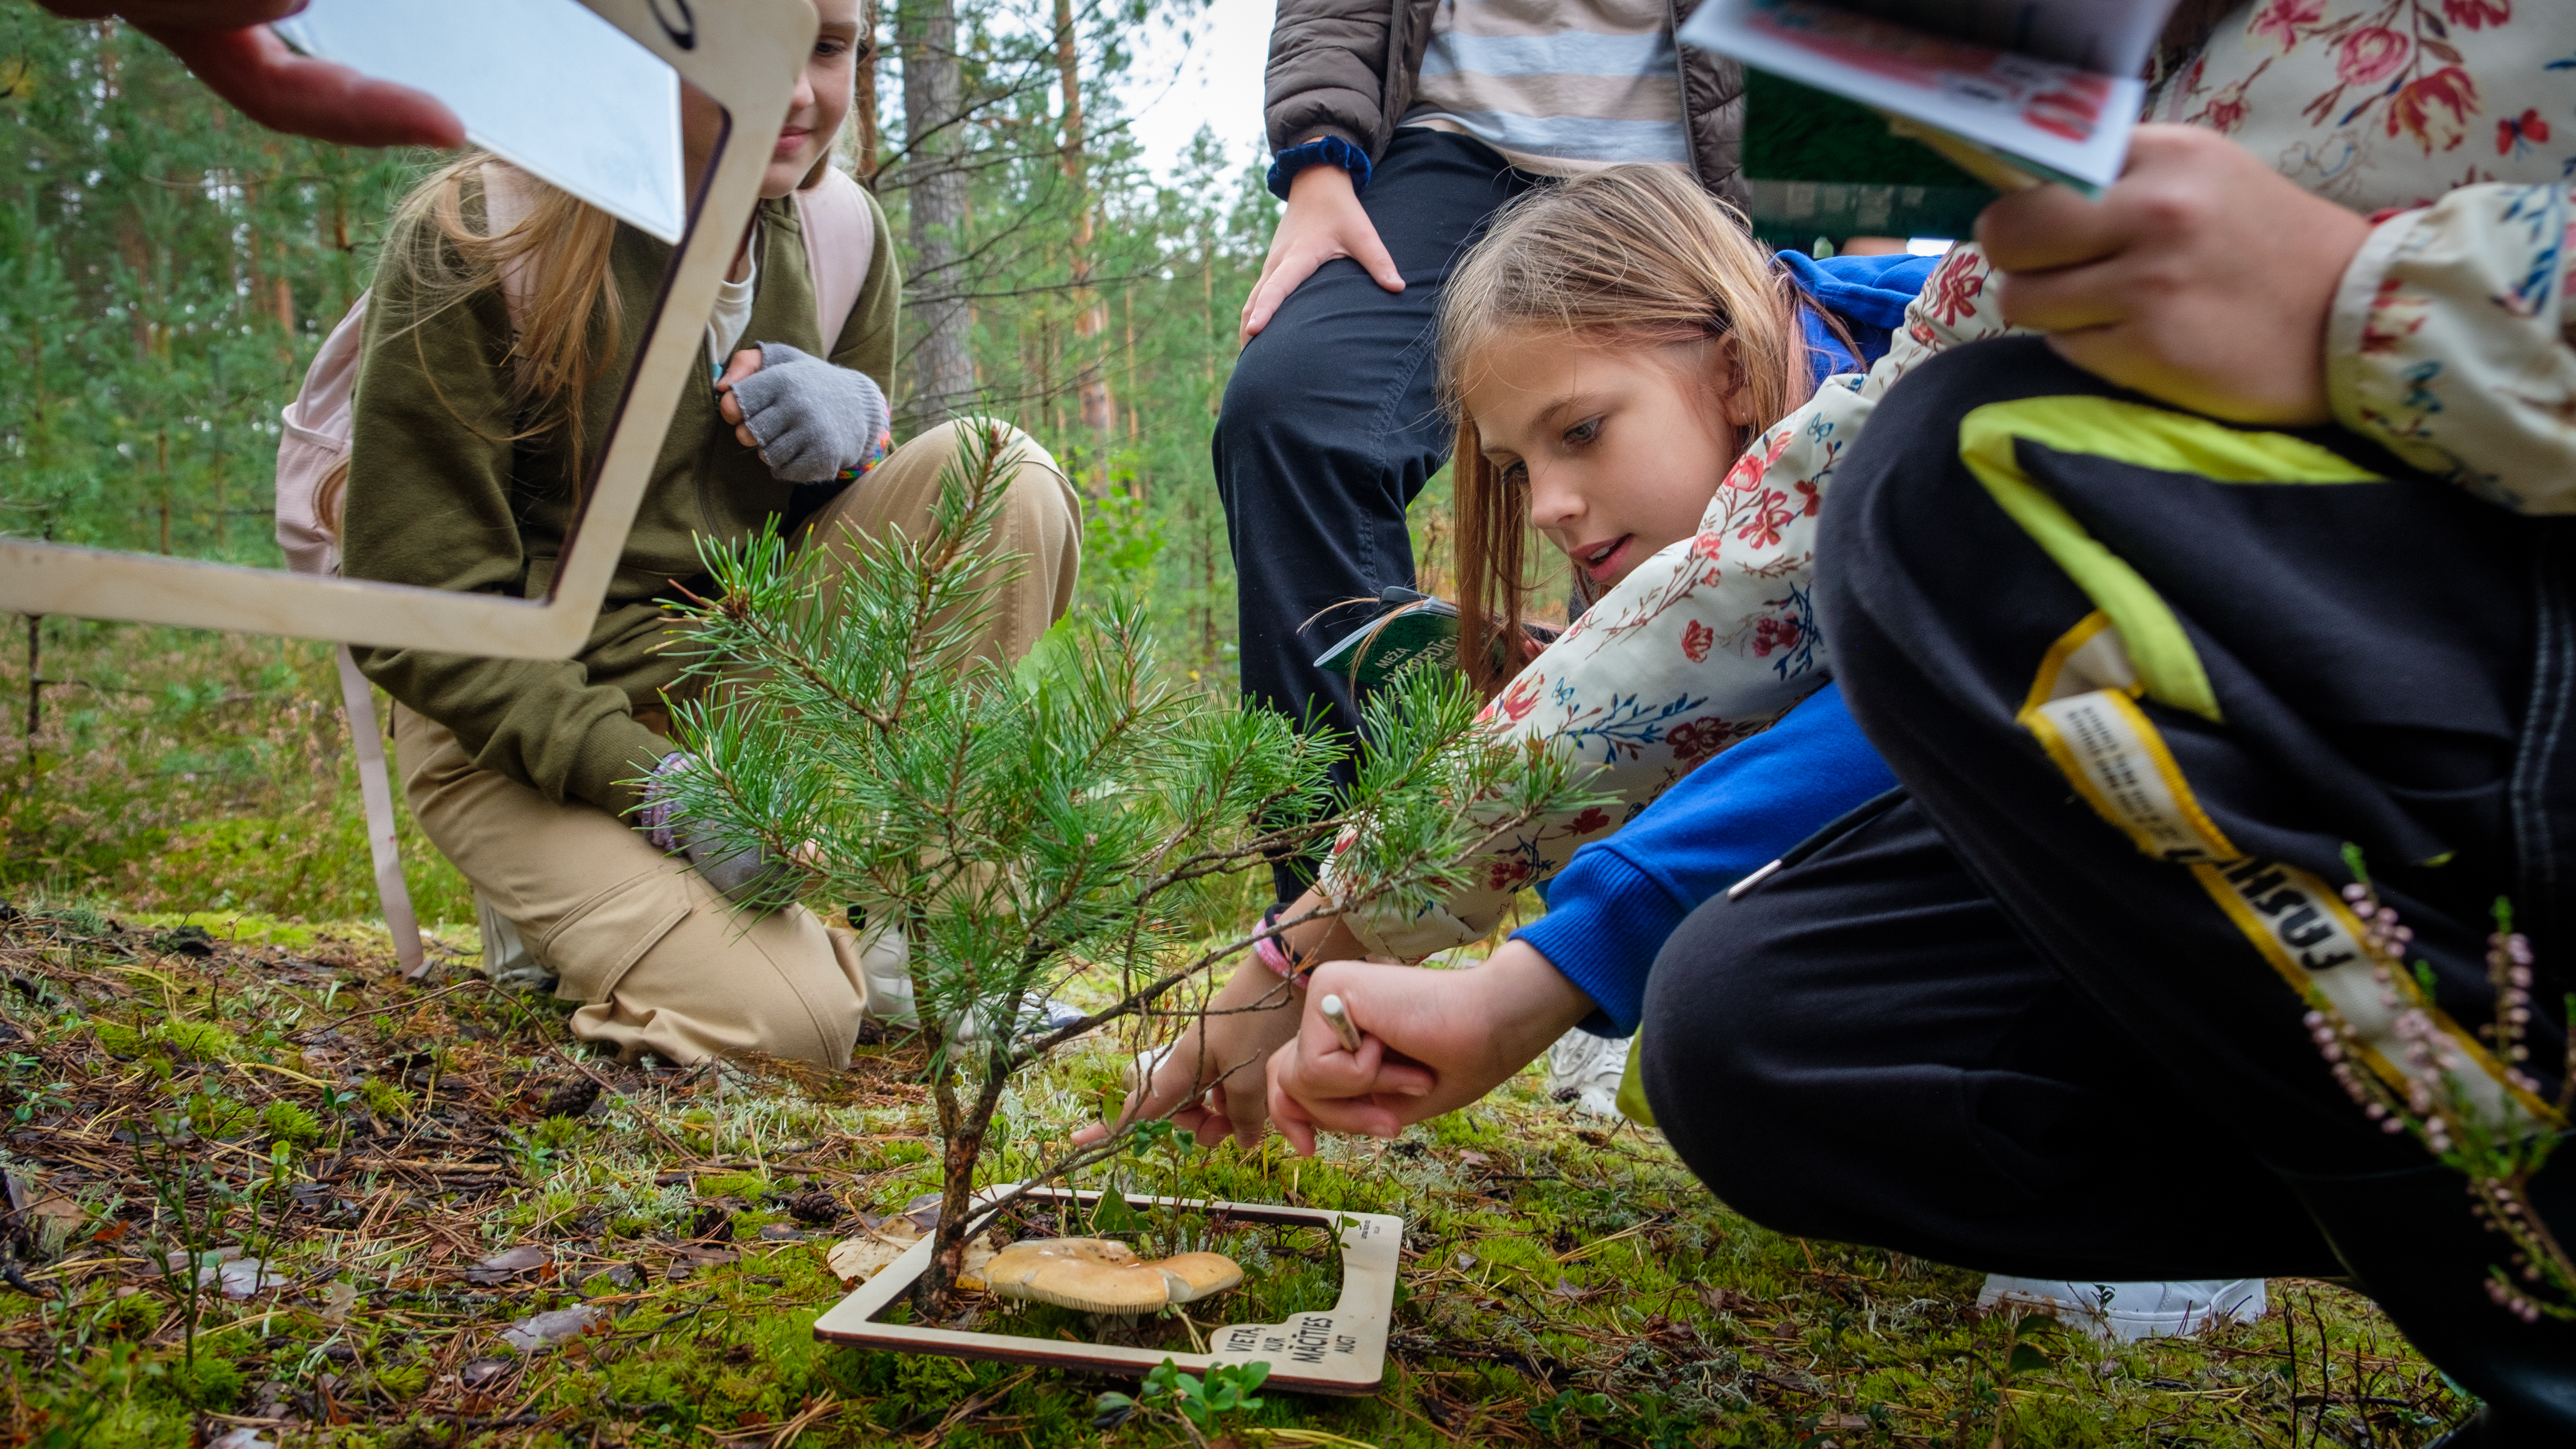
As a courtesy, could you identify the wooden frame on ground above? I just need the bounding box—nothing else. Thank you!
[812,1185,1400,1396]
[0,0,816,661]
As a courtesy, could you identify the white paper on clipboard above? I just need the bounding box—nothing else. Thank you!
[273,0,686,243]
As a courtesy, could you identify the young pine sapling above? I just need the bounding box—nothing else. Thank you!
[655,424,1605,1315]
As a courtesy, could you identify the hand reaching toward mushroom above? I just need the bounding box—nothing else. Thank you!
[1076,955,1303,1151]
[1266,941,1595,1156]
[1073,890,1367,1151]
[42,3,465,149]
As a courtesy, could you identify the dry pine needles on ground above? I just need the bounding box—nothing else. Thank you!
[0,902,2475,1448]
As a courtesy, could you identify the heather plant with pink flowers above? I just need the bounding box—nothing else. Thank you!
[2305,846,2576,1322]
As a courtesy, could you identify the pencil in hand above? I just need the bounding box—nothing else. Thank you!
[1317,992,1364,1054]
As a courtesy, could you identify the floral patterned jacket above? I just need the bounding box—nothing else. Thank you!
[1322,0,2576,961]
[1318,248,2014,960]
[2151,0,2576,508]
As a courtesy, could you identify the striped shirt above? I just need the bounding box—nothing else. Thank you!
[1402,0,1690,176]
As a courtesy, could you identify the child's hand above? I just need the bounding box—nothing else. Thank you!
[1266,941,1595,1155]
[1241,161,1403,346]
[1976,124,2370,427]
[714,349,766,448]
[714,343,891,483]
[1073,957,1306,1150]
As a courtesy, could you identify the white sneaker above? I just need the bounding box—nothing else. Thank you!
[855,924,917,1027]
[858,925,1084,1039]
[947,991,1089,1044]
[1544,1027,1627,1119]
[476,892,556,995]
[1977,1275,2266,1342]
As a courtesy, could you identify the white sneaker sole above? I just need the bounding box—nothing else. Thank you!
[1976,1277,2267,1343]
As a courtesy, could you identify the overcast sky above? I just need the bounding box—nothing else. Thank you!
[1113,0,1274,182]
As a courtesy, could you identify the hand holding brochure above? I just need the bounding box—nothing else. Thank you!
[1680,0,2180,195]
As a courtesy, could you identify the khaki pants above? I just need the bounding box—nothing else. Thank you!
[397,422,1081,1067]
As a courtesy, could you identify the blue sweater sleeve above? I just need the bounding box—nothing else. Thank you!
[1512,682,1897,1036]
[1780,250,1942,386]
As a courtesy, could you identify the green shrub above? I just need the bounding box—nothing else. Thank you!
[157,1355,243,1411]
[183,1091,252,1138]
[161,1021,237,1062]
[96,1292,162,1339]
[696,1170,769,1199]
[93,1022,146,1057]
[359,1078,414,1119]
[261,1101,322,1146]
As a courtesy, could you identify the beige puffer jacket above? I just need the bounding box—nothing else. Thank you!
[1264,0,1746,206]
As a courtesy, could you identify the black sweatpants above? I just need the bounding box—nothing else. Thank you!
[1643,338,2576,1429]
[1646,792,2348,1280]
[1213,130,1543,901]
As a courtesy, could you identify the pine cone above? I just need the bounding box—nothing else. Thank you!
[538,1076,601,1120]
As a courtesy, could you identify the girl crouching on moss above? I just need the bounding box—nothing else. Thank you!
[1091,164,1929,1134]
[340,0,1080,1070]
[1097,164,2260,1338]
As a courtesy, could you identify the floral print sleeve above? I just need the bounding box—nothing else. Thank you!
[2141,3,2576,506]
[2327,181,2576,510]
[1318,249,2019,961]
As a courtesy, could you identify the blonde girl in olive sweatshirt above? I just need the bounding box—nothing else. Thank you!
[340,0,1081,1069]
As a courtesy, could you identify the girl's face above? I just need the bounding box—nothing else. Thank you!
[681,0,863,201]
[1462,327,1756,594]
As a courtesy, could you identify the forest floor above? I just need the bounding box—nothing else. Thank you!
[0,900,2475,1449]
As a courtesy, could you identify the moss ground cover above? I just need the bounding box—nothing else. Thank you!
[0,902,2470,1448]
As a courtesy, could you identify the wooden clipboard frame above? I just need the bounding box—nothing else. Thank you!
[0,0,817,660]
[811,1186,1402,1396]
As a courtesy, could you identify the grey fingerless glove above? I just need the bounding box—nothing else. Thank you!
[726,341,891,484]
[638,753,787,906]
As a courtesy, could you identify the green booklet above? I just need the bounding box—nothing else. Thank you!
[1312,588,1561,689]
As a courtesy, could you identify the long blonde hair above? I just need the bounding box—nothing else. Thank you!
[393,153,625,487]
[1439,165,1831,697]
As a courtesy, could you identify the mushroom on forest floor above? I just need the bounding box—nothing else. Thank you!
[1154,1251,1242,1304]
[982,1238,1242,1316]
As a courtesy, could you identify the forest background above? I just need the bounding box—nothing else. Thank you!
[0,0,1345,929]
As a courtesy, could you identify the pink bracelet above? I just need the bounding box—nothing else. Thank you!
[1254,931,1308,982]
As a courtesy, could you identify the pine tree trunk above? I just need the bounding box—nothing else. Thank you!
[1122,285,1139,452]
[1200,243,1216,414]
[265,143,295,341]
[918,1058,1009,1318]
[853,0,882,185]
[24,614,43,778]
[118,209,152,362]
[1054,0,1112,494]
[155,429,170,554]
[898,0,974,423]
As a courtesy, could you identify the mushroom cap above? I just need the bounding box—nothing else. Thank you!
[984,1238,1167,1315]
[1151,1251,1242,1305]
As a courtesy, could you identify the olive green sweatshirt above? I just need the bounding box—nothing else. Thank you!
[341,179,900,818]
